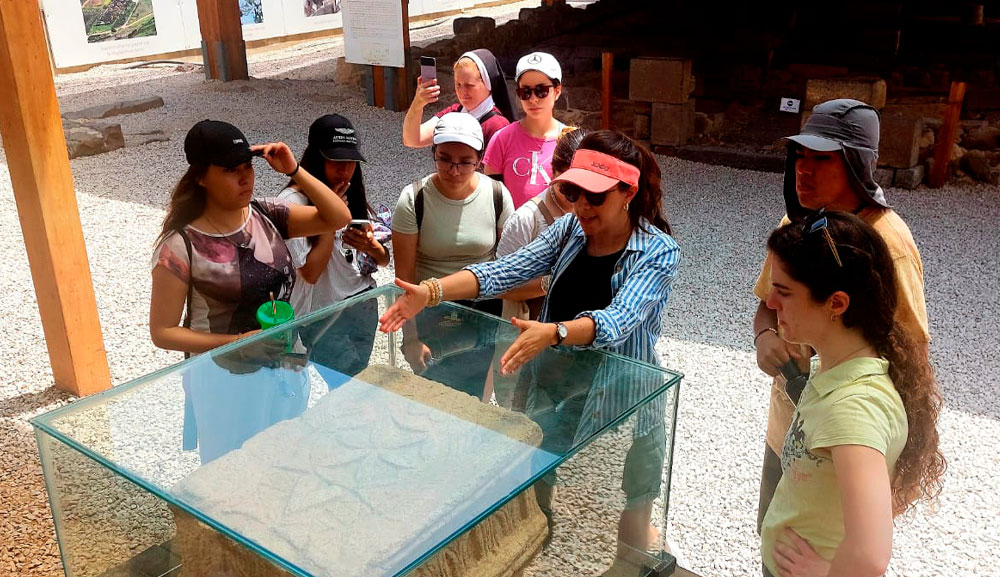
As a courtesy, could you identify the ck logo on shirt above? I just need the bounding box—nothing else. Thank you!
[512,151,552,185]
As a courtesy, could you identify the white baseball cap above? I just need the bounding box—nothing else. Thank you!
[433,112,484,152]
[516,52,562,83]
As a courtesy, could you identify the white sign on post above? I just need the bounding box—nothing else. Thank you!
[341,0,405,68]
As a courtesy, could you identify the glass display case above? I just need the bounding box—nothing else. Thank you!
[32,286,683,577]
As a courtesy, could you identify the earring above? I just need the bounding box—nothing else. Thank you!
[831,314,838,322]
[624,202,630,212]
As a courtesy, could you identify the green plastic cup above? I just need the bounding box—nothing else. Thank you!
[256,300,295,352]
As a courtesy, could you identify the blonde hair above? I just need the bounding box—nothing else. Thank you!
[453,57,483,81]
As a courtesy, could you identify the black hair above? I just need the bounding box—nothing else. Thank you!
[291,145,372,220]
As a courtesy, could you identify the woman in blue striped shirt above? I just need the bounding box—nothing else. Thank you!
[380,130,680,566]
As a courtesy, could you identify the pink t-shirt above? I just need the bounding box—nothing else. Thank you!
[483,121,564,209]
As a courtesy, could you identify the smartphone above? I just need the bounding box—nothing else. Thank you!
[348,219,373,232]
[420,56,437,85]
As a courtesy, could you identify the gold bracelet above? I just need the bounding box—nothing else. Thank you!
[430,277,443,306]
[421,278,442,307]
[419,280,435,307]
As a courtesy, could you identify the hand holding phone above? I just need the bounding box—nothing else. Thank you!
[420,56,437,84]
[414,56,440,108]
[348,219,373,232]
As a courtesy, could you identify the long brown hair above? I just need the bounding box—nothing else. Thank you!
[576,130,672,235]
[155,164,209,248]
[767,211,945,516]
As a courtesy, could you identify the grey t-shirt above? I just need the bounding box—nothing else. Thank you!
[392,174,514,282]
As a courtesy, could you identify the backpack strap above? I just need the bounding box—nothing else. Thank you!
[477,109,501,124]
[534,195,555,226]
[491,178,504,257]
[413,179,426,231]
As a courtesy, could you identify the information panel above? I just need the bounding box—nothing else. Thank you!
[341,0,405,68]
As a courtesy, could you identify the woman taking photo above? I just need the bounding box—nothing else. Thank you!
[278,114,390,378]
[760,211,945,577]
[403,48,516,149]
[382,130,679,565]
[150,119,351,462]
[392,112,515,397]
[483,51,567,208]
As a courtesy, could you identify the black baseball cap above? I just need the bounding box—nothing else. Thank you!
[308,114,366,162]
[184,120,254,168]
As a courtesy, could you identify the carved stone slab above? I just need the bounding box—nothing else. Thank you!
[170,365,548,577]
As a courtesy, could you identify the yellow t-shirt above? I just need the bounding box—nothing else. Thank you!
[760,357,907,574]
[754,207,929,452]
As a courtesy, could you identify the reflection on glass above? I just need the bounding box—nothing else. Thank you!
[32,286,681,577]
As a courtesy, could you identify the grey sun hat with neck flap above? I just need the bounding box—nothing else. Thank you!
[780,98,888,220]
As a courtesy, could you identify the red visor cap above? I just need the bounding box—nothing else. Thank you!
[550,149,641,193]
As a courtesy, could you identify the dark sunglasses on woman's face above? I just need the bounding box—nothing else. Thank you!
[516,84,555,101]
[559,183,608,206]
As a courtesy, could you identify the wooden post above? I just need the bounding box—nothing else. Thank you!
[601,52,613,130]
[370,0,411,111]
[928,81,966,188]
[0,0,111,396]
[391,0,412,111]
[195,0,249,81]
[373,66,387,108]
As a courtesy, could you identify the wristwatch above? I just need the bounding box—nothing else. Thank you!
[553,322,568,347]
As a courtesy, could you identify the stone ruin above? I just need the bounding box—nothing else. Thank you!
[61,96,169,160]
[337,0,1000,188]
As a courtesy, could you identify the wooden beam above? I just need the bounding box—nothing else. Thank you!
[928,81,966,188]
[195,0,248,81]
[601,51,613,130]
[0,0,111,396]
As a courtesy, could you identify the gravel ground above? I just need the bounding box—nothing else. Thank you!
[2,2,999,574]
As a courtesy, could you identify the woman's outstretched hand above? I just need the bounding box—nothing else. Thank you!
[499,318,558,375]
[379,278,431,333]
[253,142,298,176]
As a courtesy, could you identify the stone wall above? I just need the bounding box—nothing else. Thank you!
[335,0,1000,185]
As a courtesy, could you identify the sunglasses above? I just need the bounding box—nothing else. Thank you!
[559,183,608,206]
[803,209,843,267]
[516,84,555,100]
